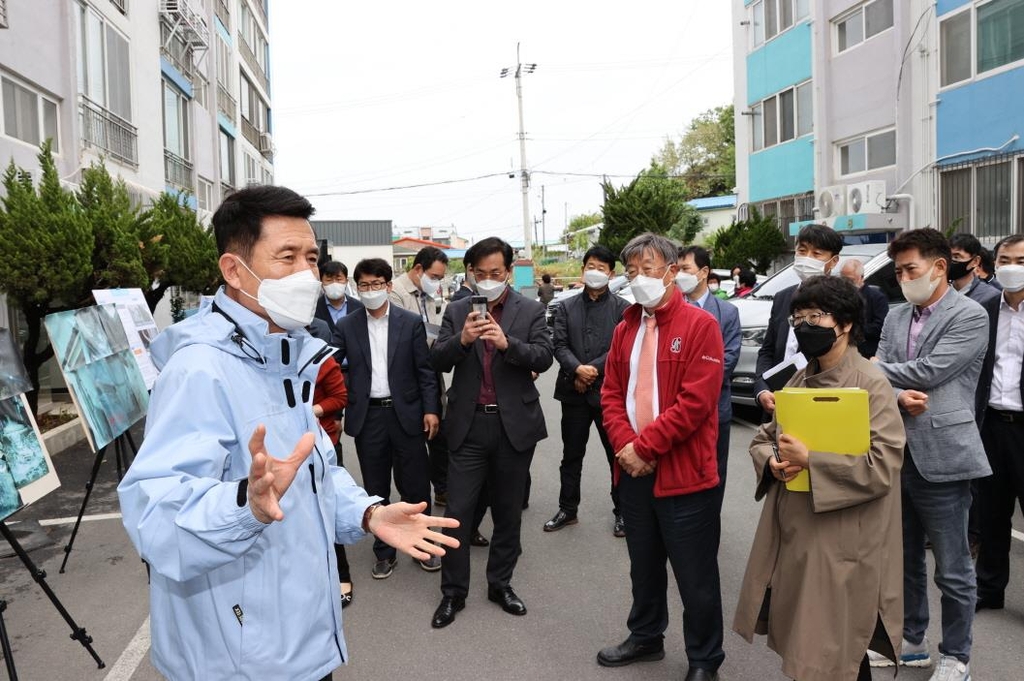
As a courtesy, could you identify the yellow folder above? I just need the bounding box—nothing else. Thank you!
[774,388,870,492]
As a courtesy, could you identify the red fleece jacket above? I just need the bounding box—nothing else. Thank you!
[601,289,724,497]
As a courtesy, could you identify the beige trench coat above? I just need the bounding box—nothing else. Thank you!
[733,347,906,681]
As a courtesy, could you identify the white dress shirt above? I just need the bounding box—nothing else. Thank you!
[989,295,1024,411]
[626,308,659,433]
[366,303,391,398]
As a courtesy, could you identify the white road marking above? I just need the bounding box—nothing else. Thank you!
[103,615,150,681]
[38,512,123,526]
[1013,529,1024,543]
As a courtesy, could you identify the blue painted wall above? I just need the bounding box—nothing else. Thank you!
[746,22,812,105]
[160,58,194,99]
[938,67,1024,161]
[937,0,970,16]
[749,137,814,202]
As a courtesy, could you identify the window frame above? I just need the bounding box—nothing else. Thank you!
[938,157,1022,239]
[836,128,897,178]
[940,0,1024,90]
[75,2,133,121]
[750,0,811,50]
[833,0,894,55]
[750,79,813,153]
[162,79,189,160]
[0,73,61,152]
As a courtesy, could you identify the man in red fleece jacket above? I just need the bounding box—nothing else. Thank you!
[597,232,726,681]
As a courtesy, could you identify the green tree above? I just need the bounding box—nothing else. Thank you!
[0,141,93,413]
[653,104,735,199]
[707,208,787,274]
[598,163,701,257]
[77,161,149,291]
[143,192,220,311]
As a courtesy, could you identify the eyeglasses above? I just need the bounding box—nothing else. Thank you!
[625,264,668,280]
[356,281,388,292]
[789,311,833,328]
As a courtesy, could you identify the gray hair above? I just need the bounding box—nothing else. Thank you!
[620,232,678,269]
[840,258,864,276]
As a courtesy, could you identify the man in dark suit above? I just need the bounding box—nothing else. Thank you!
[429,237,553,628]
[839,258,889,358]
[950,233,1001,306]
[544,245,630,536]
[974,234,1024,612]
[315,260,364,340]
[331,258,441,579]
[677,246,740,502]
[755,223,843,417]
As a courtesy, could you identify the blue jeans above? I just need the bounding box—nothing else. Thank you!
[902,453,976,663]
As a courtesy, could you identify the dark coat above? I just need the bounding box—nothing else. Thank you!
[314,294,364,338]
[755,284,798,399]
[858,284,889,359]
[551,290,629,407]
[976,291,1024,426]
[701,293,741,422]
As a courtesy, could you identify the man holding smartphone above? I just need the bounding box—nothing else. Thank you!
[429,237,553,629]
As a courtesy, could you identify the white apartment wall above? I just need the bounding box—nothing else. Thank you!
[695,207,737,244]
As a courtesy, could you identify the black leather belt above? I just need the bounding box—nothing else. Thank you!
[368,397,393,407]
[988,407,1023,423]
[476,403,499,414]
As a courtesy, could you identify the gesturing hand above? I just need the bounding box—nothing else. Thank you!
[247,425,316,524]
[368,502,461,561]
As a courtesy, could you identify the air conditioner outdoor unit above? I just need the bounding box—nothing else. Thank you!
[846,181,887,215]
[817,185,846,219]
[258,132,273,154]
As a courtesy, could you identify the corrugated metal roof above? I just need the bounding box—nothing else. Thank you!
[687,194,737,211]
[311,220,393,246]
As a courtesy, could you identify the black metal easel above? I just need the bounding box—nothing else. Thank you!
[0,522,105,673]
[59,430,137,574]
[0,599,17,680]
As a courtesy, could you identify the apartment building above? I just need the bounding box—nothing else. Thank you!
[732,0,1022,244]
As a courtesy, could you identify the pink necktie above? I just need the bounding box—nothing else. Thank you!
[635,316,657,431]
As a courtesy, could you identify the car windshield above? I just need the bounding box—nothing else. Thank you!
[744,244,890,300]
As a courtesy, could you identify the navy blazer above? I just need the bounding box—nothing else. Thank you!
[976,292,1024,426]
[858,284,889,359]
[331,304,438,439]
[315,294,364,338]
[754,284,797,399]
[699,293,741,422]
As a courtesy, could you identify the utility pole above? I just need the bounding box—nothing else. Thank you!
[540,185,547,261]
[500,44,536,261]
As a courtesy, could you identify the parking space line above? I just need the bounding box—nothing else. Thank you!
[38,512,123,527]
[103,615,150,681]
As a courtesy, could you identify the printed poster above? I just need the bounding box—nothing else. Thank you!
[92,288,160,390]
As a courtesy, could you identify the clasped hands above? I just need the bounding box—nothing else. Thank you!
[768,433,809,483]
[247,425,459,560]
[574,364,599,393]
[460,310,507,350]
[615,442,656,477]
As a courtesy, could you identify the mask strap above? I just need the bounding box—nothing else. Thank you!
[232,257,262,303]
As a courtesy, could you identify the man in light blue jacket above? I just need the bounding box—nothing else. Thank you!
[118,186,457,681]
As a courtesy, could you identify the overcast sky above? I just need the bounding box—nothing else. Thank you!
[270,1,735,245]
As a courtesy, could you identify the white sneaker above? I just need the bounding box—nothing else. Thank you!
[867,637,932,668]
[929,655,970,681]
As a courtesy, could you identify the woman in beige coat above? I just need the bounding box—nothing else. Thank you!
[733,275,906,681]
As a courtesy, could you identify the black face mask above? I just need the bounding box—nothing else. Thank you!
[794,324,840,359]
[948,259,975,281]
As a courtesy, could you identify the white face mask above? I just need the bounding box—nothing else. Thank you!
[732,274,740,284]
[323,282,347,301]
[995,264,1024,292]
[793,256,828,282]
[420,274,443,298]
[475,278,507,302]
[630,273,669,307]
[360,288,389,310]
[235,258,322,332]
[675,272,699,295]
[900,264,942,306]
[583,270,610,290]
[709,282,720,292]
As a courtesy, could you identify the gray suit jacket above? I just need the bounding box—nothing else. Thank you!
[875,288,991,482]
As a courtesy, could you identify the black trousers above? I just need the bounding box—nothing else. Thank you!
[353,405,431,561]
[713,419,731,512]
[428,420,449,495]
[332,444,351,583]
[976,409,1024,601]
[441,411,533,598]
[618,474,724,672]
[557,400,619,516]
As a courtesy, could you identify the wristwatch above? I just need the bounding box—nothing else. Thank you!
[362,503,382,533]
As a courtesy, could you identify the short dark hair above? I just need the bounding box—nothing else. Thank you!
[583,244,616,269]
[353,258,393,283]
[679,245,711,271]
[949,233,983,258]
[738,269,757,287]
[413,246,449,271]
[994,234,1024,258]
[790,275,865,345]
[541,273,552,283]
[979,247,995,275]
[887,228,952,267]
[707,272,721,284]
[212,185,315,259]
[320,261,348,279]
[464,237,514,269]
[796,223,844,257]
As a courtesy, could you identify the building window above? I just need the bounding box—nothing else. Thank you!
[75,3,132,121]
[838,129,896,176]
[162,80,189,160]
[940,159,1020,239]
[194,72,209,109]
[1,75,59,151]
[836,0,893,54]
[0,0,8,29]
[751,0,810,48]
[975,161,1013,237]
[941,167,972,232]
[796,81,812,137]
[977,0,1024,74]
[751,80,812,152]
[219,129,235,185]
[751,103,764,151]
[197,176,213,211]
[941,10,972,86]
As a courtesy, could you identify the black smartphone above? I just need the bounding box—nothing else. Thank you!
[470,295,488,320]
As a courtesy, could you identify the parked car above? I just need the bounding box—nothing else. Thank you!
[545,275,629,326]
[728,243,904,406]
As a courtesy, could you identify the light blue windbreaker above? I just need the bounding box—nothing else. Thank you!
[118,288,380,681]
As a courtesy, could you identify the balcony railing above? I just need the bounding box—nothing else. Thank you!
[217,81,237,123]
[214,0,230,29]
[160,27,194,81]
[164,149,195,192]
[79,96,138,167]
[0,0,8,29]
[221,181,236,200]
[241,116,260,149]
[237,34,269,92]
[109,0,127,15]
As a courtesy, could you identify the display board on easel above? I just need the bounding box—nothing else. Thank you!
[91,288,160,390]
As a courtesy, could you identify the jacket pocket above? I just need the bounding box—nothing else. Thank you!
[930,409,974,429]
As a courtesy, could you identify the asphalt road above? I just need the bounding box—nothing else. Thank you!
[2,370,1022,680]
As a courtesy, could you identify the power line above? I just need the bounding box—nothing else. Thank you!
[302,172,510,197]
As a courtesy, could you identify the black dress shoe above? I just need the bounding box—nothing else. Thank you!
[470,531,490,547]
[543,509,579,532]
[684,668,718,681]
[596,639,665,667]
[487,585,527,616]
[430,595,465,628]
[613,514,626,538]
[976,595,1004,612]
